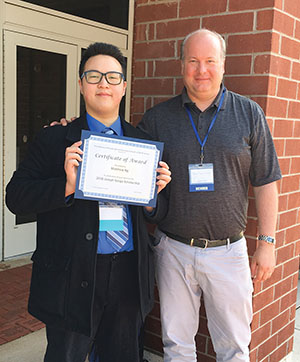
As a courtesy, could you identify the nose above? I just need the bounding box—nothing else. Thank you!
[97,75,109,87]
[197,61,207,74]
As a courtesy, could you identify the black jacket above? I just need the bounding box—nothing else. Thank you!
[5,115,156,336]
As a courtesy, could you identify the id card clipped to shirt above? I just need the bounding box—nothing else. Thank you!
[99,204,123,231]
[188,163,214,192]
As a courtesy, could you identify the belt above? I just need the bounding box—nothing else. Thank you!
[162,230,244,249]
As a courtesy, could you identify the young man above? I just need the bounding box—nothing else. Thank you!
[5,42,170,362]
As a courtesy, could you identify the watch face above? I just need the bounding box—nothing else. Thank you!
[258,235,275,244]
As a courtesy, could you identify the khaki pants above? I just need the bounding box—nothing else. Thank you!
[154,229,253,362]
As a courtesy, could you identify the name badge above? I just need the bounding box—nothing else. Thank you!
[99,204,123,231]
[188,163,214,192]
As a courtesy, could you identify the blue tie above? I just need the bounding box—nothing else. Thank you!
[101,128,129,251]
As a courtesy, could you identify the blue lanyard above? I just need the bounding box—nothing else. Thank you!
[185,88,226,165]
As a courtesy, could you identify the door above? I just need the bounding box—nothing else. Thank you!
[3,31,78,258]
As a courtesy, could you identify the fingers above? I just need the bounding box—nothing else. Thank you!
[65,144,83,164]
[156,161,171,194]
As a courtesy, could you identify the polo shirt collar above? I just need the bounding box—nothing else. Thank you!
[181,83,227,111]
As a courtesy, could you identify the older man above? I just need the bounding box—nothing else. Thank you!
[139,29,281,362]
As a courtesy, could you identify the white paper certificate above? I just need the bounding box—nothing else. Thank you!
[75,131,163,207]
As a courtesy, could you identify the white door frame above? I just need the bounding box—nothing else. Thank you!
[3,30,78,258]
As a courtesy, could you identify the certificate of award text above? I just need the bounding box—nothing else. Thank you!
[75,130,164,207]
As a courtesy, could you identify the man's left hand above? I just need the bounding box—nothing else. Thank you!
[250,240,276,282]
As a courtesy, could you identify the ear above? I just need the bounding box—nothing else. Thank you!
[78,78,83,95]
[122,81,127,96]
[181,60,185,76]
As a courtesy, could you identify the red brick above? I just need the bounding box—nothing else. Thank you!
[291,157,300,173]
[229,0,278,11]
[203,12,254,33]
[296,20,300,39]
[135,3,178,22]
[283,258,299,278]
[281,37,300,60]
[249,348,257,362]
[135,41,175,59]
[179,0,227,17]
[269,342,288,362]
[295,121,300,137]
[261,10,295,36]
[296,240,300,255]
[281,175,300,193]
[274,276,293,300]
[144,316,161,335]
[257,335,277,361]
[134,78,173,95]
[131,97,145,113]
[251,322,271,349]
[175,77,184,94]
[195,333,207,353]
[251,96,267,112]
[277,320,295,345]
[278,159,290,177]
[148,61,154,77]
[277,244,294,265]
[286,224,300,244]
[133,61,146,78]
[154,59,181,77]
[253,287,274,312]
[256,10,274,31]
[156,18,200,40]
[279,209,297,229]
[245,218,258,237]
[144,331,163,353]
[254,55,290,78]
[225,76,274,96]
[135,23,148,42]
[266,98,288,118]
[284,0,300,18]
[272,309,290,334]
[286,139,300,156]
[288,101,300,119]
[261,301,280,325]
[251,312,260,331]
[228,33,273,55]
[274,119,294,137]
[225,56,252,75]
[288,191,300,210]
[277,79,298,99]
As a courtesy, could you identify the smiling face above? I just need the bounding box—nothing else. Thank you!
[181,32,225,105]
[79,54,126,123]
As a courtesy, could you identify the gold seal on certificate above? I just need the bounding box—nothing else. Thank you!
[75,130,164,207]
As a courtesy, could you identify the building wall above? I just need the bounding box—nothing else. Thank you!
[131,0,300,361]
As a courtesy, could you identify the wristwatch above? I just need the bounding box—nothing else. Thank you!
[258,234,275,245]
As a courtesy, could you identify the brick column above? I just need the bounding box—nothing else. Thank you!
[131,1,300,361]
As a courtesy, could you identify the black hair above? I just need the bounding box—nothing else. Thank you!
[79,42,126,78]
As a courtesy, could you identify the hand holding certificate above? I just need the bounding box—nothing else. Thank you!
[75,130,164,207]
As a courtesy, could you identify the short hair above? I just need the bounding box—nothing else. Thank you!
[180,29,226,61]
[79,42,126,78]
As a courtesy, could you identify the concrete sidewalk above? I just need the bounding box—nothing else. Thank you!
[0,327,163,362]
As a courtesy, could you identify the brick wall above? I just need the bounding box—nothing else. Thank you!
[131,0,300,361]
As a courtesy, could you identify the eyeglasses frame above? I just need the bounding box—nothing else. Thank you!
[81,70,125,85]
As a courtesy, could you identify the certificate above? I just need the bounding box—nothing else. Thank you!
[75,130,164,207]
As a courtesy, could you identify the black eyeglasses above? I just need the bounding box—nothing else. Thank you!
[81,70,125,85]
